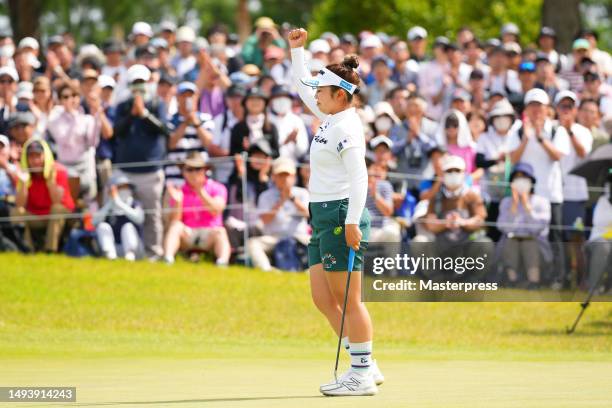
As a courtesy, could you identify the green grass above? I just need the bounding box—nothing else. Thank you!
[0,254,611,407]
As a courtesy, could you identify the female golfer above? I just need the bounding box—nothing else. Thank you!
[289,28,383,396]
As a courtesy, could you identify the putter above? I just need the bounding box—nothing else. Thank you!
[334,247,355,382]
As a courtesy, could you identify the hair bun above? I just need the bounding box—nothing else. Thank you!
[342,54,359,70]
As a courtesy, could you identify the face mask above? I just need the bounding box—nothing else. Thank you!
[493,116,512,133]
[185,97,194,112]
[443,172,464,189]
[511,177,532,194]
[375,116,393,132]
[271,97,292,115]
[118,188,133,203]
[0,44,14,58]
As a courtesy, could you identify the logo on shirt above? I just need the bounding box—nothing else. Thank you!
[336,138,349,153]
[314,135,328,144]
[322,253,337,270]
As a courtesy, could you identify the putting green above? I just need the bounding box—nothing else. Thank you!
[0,254,611,407]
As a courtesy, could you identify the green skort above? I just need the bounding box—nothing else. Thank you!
[308,198,371,272]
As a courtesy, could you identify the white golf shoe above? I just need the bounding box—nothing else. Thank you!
[370,359,385,385]
[319,370,378,396]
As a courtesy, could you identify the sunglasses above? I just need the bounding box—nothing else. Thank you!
[184,166,205,172]
[60,93,78,100]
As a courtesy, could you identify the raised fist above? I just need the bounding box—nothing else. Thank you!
[288,28,308,49]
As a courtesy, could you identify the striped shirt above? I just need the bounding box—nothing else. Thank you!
[165,112,215,184]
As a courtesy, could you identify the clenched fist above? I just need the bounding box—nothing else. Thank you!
[288,28,308,49]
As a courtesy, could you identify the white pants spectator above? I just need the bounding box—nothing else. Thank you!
[123,169,165,257]
[96,222,142,260]
[248,234,309,271]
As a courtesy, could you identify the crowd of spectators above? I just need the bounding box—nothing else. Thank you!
[0,18,610,291]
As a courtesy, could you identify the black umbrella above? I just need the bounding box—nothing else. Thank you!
[570,143,612,186]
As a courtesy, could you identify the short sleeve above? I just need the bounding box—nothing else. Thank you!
[552,126,571,155]
[211,181,228,204]
[506,127,521,152]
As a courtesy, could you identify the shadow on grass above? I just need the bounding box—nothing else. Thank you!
[67,395,323,406]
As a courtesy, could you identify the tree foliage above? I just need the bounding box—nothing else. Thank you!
[310,0,543,45]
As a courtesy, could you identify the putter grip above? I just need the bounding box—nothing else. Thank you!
[347,248,355,272]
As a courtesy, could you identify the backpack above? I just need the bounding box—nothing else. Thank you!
[273,237,308,272]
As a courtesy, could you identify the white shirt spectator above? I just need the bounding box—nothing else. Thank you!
[507,120,571,204]
[212,109,239,184]
[488,70,521,96]
[560,123,593,201]
[270,111,309,161]
[589,194,612,241]
[257,185,310,237]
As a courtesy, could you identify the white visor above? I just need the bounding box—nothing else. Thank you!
[300,67,359,95]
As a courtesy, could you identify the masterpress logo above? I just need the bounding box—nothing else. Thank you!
[372,253,488,275]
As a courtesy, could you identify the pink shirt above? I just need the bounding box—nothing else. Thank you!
[447,144,476,175]
[174,179,227,228]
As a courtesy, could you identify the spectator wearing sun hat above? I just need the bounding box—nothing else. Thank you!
[248,156,309,271]
[172,26,197,79]
[241,16,286,69]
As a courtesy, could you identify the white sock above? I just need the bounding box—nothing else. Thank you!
[349,341,372,374]
[341,336,350,356]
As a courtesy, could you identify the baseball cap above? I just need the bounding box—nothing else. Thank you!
[177,81,198,95]
[26,140,45,154]
[309,39,331,54]
[407,26,428,41]
[503,42,522,55]
[16,82,33,100]
[442,155,466,172]
[9,111,35,128]
[0,134,9,147]
[47,35,64,48]
[0,66,18,82]
[539,26,556,38]
[126,64,151,83]
[433,36,450,48]
[132,22,153,37]
[98,74,116,89]
[370,135,393,150]
[501,22,520,36]
[518,61,536,73]
[272,157,296,175]
[18,37,39,50]
[176,26,196,43]
[360,35,382,49]
[340,34,357,46]
[159,21,177,33]
[254,17,276,30]
[554,90,578,106]
[488,99,515,119]
[511,162,536,183]
[226,84,247,98]
[150,37,169,49]
[158,71,177,85]
[524,88,550,106]
[573,38,590,50]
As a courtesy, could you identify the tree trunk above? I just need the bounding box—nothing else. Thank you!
[7,0,43,43]
[541,0,581,54]
[236,0,251,44]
